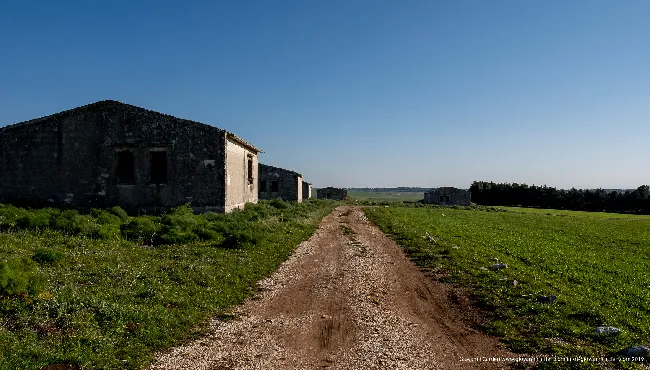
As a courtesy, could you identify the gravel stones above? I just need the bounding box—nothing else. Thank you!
[595,326,622,335]
[149,206,514,370]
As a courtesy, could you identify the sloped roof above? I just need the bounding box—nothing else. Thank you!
[1,100,261,152]
[259,163,302,177]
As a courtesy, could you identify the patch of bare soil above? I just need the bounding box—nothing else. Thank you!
[149,206,515,369]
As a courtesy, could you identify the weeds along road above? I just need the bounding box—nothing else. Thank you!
[150,206,513,369]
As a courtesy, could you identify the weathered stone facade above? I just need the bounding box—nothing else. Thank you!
[302,182,312,199]
[0,100,260,213]
[258,164,302,202]
[424,187,471,206]
[316,187,347,200]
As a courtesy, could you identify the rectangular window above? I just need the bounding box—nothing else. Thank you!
[439,195,444,203]
[260,180,267,192]
[271,181,279,192]
[116,151,135,184]
[247,158,253,184]
[150,151,168,184]
[445,195,450,203]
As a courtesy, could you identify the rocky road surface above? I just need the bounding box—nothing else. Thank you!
[150,206,514,369]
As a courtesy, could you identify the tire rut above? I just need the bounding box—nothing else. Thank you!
[149,206,514,369]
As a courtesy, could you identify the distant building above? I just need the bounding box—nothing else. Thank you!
[302,182,312,200]
[424,187,471,206]
[258,164,303,202]
[0,100,261,213]
[316,187,347,200]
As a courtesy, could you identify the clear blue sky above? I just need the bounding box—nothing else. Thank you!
[2,1,649,189]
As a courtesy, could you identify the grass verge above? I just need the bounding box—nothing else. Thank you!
[0,199,338,369]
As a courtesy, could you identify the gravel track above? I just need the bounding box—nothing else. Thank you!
[149,206,513,369]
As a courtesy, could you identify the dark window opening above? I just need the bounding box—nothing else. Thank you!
[271,181,279,192]
[445,195,450,203]
[439,195,444,203]
[150,151,168,184]
[116,151,135,184]
[247,159,253,184]
[260,180,267,192]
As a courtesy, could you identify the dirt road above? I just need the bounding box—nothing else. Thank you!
[150,206,514,369]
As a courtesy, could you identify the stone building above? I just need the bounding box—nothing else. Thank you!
[302,182,312,200]
[258,164,302,202]
[316,187,347,200]
[0,100,261,213]
[424,187,471,206]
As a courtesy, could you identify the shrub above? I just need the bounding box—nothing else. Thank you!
[158,229,200,245]
[51,210,81,233]
[195,227,223,242]
[50,211,101,237]
[157,204,205,245]
[243,202,276,220]
[162,212,200,231]
[120,217,161,244]
[96,224,121,239]
[220,226,263,249]
[91,208,123,225]
[89,209,123,239]
[32,248,66,264]
[108,206,129,221]
[269,199,289,210]
[0,204,27,230]
[16,208,59,230]
[0,258,44,297]
[202,212,223,222]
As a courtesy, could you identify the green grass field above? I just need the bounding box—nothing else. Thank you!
[499,206,650,219]
[347,190,424,202]
[365,205,650,369]
[0,200,338,370]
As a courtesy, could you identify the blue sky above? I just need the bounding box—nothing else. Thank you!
[1,1,649,189]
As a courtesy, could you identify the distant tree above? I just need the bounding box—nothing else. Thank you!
[468,181,650,215]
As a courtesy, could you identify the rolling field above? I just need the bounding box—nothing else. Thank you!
[347,190,424,202]
[365,205,650,367]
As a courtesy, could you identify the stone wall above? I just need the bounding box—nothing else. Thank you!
[302,182,312,199]
[258,164,302,202]
[316,187,347,200]
[0,100,260,213]
[423,187,471,206]
[225,137,258,212]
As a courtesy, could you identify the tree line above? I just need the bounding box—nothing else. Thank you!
[469,181,650,214]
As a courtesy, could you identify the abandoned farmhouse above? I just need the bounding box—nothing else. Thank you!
[302,181,312,200]
[0,100,261,213]
[424,187,471,206]
[258,164,304,202]
[316,187,347,200]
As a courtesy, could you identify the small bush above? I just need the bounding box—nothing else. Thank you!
[157,204,206,245]
[159,229,200,245]
[108,206,129,221]
[195,227,223,242]
[202,212,223,222]
[0,204,27,230]
[51,210,80,233]
[91,208,123,225]
[16,208,59,230]
[120,217,161,244]
[0,258,44,297]
[269,199,289,210]
[220,227,263,249]
[90,209,123,239]
[243,202,276,220]
[32,248,66,264]
[50,211,101,237]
